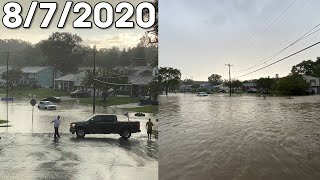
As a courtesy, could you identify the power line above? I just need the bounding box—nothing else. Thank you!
[247,0,282,43]
[234,22,320,74]
[245,0,297,49]
[234,41,320,79]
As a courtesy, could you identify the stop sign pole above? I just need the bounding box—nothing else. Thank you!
[30,98,37,124]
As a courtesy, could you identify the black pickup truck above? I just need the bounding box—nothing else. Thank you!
[69,114,141,139]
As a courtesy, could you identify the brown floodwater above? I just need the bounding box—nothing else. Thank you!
[159,93,320,180]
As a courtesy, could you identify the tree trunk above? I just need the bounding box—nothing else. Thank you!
[165,84,168,95]
[103,90,107,102]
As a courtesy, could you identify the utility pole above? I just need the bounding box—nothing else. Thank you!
[225,63,233,97]
[6,52,9,128]
[93,45,96,114]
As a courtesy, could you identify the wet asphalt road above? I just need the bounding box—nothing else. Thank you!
[0,99,158,180]
[0,133,158,180]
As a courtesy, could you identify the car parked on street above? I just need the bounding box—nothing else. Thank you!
[41,96,61,103]
[69,114,141,139]
[70,90,90,98]
[38,101,56,110]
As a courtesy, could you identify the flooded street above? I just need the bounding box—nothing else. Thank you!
[159,93,320,180]
[0,99,158,180]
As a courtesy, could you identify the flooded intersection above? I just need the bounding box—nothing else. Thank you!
[0,99,158,180]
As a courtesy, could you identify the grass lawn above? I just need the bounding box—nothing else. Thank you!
[0,88,69,99]
[65,97,140,107]
[124,105,158,114]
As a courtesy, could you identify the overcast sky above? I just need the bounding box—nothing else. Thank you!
[0,0,148,49]
[160,0,320,81]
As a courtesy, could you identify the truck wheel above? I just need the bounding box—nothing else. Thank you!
[76,129,85,138]
[121,130,131,140]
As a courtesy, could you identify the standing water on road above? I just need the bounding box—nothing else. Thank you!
[159,93,320,180]
[0,99,158,180]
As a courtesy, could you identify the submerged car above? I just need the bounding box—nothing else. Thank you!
[247,88,258,93]
[197,92,208,96]
[38,101,56,110]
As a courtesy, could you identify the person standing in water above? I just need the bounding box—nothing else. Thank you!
[51,116,61,139]
[146,118,154,140]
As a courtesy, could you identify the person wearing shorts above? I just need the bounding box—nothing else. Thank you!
[146,118,154,140]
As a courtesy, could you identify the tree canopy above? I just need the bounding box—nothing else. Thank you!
[1,69,22,90]
[158,67,181,95]
[291,57,320,77]
[208,74,222,86]
[38,32,85,73]
[273,73,308,95]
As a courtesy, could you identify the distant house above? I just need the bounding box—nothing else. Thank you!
[242,82,257,90]
[128,76,154,96]
[303,75,320,94]
[0,65,13,76]
[0,65,13,87]
[54,71,86,91]
[21,66,62,88]
[199,83,213,91]
[152,67,159,76]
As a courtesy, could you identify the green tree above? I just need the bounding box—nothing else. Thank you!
[273,73,308,96]
[257,77,275,93]
[208,74,222,87]
[291,60,316,76]
[224,79,242,93]
[82,68,127,102]
[38,32,84,73]
[143,0,158,46]
[158,67,181,95]
[182,78,194,85]
[148,78,160,100]
[1,69,22,90]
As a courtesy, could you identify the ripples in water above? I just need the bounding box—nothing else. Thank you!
[159,94,320,180]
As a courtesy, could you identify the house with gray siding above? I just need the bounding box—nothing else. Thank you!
[21,66,61,88]
[54,71,86,91]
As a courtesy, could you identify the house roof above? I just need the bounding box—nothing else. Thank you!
[55,71,86,81]
[243,82,256,87]
[302,75,320,79]
[55,74,76,81]
[21,66,51,73]
[128,76,154,85]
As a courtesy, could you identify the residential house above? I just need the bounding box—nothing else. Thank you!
[199,83,213,91]
[0,65,13,87]
[179,85,192,92]
[242,82,257,91]
[128,76,154,96]
[21,66,62,88]
[54,71,86,91]
[0,65,13,76]
[303,75,320,94]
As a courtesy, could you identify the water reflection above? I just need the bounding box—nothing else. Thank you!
[159,93,320,180]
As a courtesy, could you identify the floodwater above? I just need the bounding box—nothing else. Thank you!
[159,93,320,180]
[0,98,158,180]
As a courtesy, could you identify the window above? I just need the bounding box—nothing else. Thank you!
[310,80,316,86]
[102,115,116,122]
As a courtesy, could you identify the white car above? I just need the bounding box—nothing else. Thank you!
[38,101,56,110]
[197,92,208,96]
